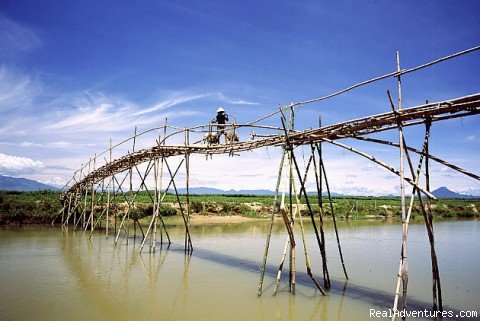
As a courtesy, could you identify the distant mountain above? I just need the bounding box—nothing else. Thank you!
[0,175,58,192]
[431,186,476,199]
[176,187,343,196]
[176,187,275,195]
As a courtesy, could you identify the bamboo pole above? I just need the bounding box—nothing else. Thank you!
[313,115,333,285]
[249,46,480,125]
[422,118,443,311]
[126,127,137,245]
[61,193,79,229]
[273,236,290,295]
[185,128,190,222]
[81,158,91,229]
[273,144,294,295]
[157,120,168,247]
[151,158,163,252]
[392,123,430,319]
[325,139,436,199]
[106,139,112,238]
[62,93,480,199]
[318,149,348,280]
[140,158,186,253]
[292,168,325,295]
[349,136,480,181]
[288,105,296,294]
[74,164,83,226]
[184,128,191,249]
[113,170,117,236]
[257,148,286,296]
[90,154,96,233]
[139,156,183,252]
[281,108,328,294]
[140,159,184,252]
[113,160,154,245]
[311,143,331,287]
[151,157,159,252]
[64,193,72,226]
[288,149,296,294]
[164,158,193,253]
[390,51,409,318]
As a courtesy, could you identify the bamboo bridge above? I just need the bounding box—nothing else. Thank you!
[58,47,480,319]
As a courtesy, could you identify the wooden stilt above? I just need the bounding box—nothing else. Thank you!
[164,158,193,253]
[280,108,327,295]
[273,236,290,295]
[291,168,325,295]
[311,143,331,287]
[318,151,348,280]
[89,154,96,233]
[273,148,294,295]
[288,106,296,294]
[140,158,185,253]
[106,139,112,238]
[113,160,154,245]
[257,148,286,296]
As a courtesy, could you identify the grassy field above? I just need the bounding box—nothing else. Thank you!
[0,190,479,225]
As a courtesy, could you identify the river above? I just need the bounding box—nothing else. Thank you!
[0,219,479,321]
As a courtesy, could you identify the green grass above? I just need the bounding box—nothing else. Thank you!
[0,190,479,225]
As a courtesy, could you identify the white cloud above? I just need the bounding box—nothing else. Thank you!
[0,16,41,58]
[42,176,68,188]
[133,93,212,116]
[20,141,84,149]
[0,152,43,175]
[41,90,207,134]
[218,93,259,106]
[466,135,476,141]
[0,64,40,111]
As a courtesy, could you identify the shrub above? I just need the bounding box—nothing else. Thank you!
[130,205,153,220]
[159,204,177,216]
[190,200,203,213]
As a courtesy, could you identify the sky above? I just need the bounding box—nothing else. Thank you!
[0,0,479,195]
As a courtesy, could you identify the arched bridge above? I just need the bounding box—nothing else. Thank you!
[57,47,480,318]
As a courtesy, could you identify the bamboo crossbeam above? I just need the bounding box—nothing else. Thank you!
[63,93,480,199]
[248,46,480,125]
[324,139,437,200]
[350,136,480,181]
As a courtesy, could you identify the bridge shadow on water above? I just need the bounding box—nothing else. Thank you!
[61,231,471,321]
[159,242,468,321]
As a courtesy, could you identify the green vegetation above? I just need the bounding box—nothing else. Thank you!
[0,191,62,224]
[0,190,479,225]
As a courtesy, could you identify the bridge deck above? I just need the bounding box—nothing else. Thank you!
[66,92,480,197]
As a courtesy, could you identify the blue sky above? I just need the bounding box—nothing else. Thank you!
[0,1,479,195]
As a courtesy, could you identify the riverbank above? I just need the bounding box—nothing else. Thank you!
[1,190,479,225]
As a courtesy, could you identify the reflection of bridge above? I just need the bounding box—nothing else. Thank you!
[58,47,480,318]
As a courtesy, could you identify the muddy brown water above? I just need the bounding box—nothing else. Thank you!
[0,220,478,321]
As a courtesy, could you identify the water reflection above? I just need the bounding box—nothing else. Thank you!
[1,220,478,321]
[59,230,457,321]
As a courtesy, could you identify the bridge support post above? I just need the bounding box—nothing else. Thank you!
[315,141,349,280]
[106,139,112,238]
[257,148,286,296]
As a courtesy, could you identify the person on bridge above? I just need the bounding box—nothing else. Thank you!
[213,107,229,143]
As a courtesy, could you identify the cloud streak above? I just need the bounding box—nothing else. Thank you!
[218,93,259,106]
[0,64,41,112]
[132,93,212,116]
[0,16,41,58]
[40,90,207,133]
